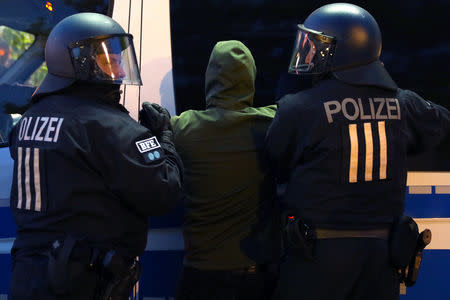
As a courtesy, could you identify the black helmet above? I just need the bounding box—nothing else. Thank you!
[288,3,397,90]
[34,12,142,97]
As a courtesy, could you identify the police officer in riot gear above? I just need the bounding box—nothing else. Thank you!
[8,12,182,299]
[265,3,450,300]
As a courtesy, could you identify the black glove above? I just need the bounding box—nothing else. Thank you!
[139,102,172,138]
[139,102,184,181]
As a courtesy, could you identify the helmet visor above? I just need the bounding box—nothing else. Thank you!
[288,25,336,75]
[70,34,142,85]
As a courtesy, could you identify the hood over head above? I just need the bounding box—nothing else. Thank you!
[205,40,256,110]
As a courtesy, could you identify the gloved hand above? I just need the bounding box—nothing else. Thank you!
[139,102,172,138]
[139,102,184,181]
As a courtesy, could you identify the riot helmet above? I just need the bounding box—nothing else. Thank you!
[34,12,142,97]
[288,3,397,90]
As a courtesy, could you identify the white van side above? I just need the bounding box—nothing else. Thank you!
[113,0,177,118]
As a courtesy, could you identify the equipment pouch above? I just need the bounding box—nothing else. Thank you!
[389,216,419,270]
[284,216,315,260]
[97,251,142,300]
[47,236,97,296]
[405,229,432,287]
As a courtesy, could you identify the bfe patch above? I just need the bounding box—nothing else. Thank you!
[135,137,164,163]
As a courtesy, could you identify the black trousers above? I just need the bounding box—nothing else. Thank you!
[272,238,400,300]
[175,265,279,300]
[10,254,98,300]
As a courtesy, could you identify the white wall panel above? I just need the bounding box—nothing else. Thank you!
[415,218,450,250]
[140,0,176,116]
[113,0,175,120]
[407,172,450,186]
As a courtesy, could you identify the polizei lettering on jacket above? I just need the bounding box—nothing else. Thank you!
[323,98,401,123]
[18,117,64,143]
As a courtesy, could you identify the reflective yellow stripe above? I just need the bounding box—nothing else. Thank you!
[34,148,41,212]
[378,121,387,179]
[17,147,23,209]
[25,148,31,210]
[349,124,358,183]
[364,123,373,181]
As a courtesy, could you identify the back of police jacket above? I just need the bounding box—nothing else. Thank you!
[265,78,450,230]
[9,83,182,258]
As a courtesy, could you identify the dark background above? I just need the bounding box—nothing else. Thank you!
[169,0,450,171]
[0,0,113,35]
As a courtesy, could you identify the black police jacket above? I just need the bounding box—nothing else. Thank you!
[265,79,450,230]
[8,87,182,258]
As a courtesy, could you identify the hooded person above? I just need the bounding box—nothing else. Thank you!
[171,40,280,300]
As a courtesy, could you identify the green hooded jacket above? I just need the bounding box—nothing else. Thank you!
[171,40,279,270]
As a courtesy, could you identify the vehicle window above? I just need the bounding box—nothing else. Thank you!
[0,26,34,71]
[25,62,47,87]
[0,26,46,146]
